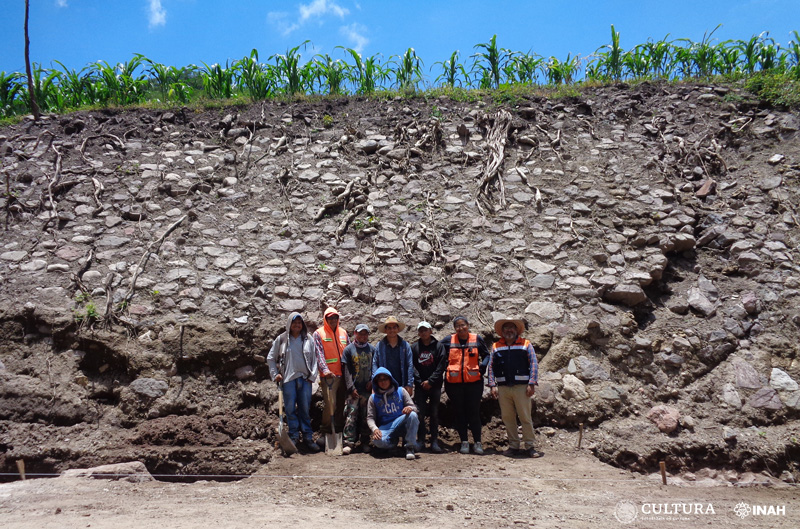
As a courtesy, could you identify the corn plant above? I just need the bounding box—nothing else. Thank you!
[546,54,580,85]
[643,37,677,79]
[390,48,424,91]
[340,48,387,94]
[432,50,470,88]
[0,71,25,116]
[788,31,800,78]
[92,55,148,106]
[29,64,63,112]
[272,41,313,95]
[53,61,96,108]
[235,49,275,100]
[507,51,544,85]
[200,61,235,99]
[676,25,723,78]
[472,35,512,88]
[312,53,348,95]
[591,25,625,81]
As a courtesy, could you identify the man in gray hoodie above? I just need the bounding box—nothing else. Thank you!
[267,312,320,452]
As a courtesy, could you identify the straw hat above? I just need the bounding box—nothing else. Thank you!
[378,315,406,333]
[494,318,525,336]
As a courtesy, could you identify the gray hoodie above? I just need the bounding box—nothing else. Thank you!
[267,312,319,383]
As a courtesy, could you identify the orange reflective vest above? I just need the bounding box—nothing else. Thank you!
[447,333,481,384]
[317,325,348,377]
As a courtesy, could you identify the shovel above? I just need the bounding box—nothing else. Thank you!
[276,382,297,456]
[324,378,343,456]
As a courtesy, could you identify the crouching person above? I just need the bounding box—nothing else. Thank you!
[367,367,420,460]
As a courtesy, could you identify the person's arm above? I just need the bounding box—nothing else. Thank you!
[428,340,447,386]
[478,336,490,375]
[313,331,331,377]
[266,335,282,381]
[366,395,378,432]
[401,387,417,413]
[527,342,538,397]
[487,348,496,387]
[411,343,422,386]
[404,341,414,391]
[305,336,319,381]
[342,346,356,393]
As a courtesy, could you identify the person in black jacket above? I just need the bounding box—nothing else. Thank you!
[412,321,447,453]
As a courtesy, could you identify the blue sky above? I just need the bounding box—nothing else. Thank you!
[1,0,798,79]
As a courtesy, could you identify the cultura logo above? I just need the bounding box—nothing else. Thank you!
[614,500,638,524]
[734,502,751,519]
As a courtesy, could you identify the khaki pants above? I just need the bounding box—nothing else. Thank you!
[498,384,535,449]
[320,375,346,434]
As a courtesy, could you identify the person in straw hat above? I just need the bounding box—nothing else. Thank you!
[487,318,542,458]
[372,316,415,399]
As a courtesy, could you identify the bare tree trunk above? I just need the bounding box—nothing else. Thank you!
[24,0,40,120]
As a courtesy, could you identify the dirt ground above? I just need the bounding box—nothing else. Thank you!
[1,448,798,529]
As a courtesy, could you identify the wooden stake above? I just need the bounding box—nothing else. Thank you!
[577,423,584,449]
[659,461,667,485]
[16,459,25,480]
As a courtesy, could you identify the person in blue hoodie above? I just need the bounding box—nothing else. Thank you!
[367,367,420,460]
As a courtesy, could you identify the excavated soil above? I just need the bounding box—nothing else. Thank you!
[1,81,800,524]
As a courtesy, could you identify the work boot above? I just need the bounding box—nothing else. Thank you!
[527,447,544,458]
[473,442,484,455]
[501,447,518,457]
[342,445,352,455]
[459,442,470,454]
[305,439,321,453]
[430,440,443,453]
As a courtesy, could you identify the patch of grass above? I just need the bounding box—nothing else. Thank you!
[744,72,800,108]
[322,114,334,128]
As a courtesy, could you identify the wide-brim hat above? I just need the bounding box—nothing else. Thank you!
[378,316,406,333]
[494,318,525,336]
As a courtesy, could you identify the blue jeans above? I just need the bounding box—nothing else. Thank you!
[372,412,419,449]
[283,377,313,441]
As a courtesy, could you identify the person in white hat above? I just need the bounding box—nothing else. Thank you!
[372,316,414,398]
[488,318,542,458]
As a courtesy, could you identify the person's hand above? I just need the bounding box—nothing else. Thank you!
[422,381,431,391]
[372,428,383,440]
[323,372,334,379]
[274,374,283,383]
[366,381,372,391]
[490,387,498,399]
[402,406,414,415]
[526,385,535,398]
[405,385,413,397]
[351,389,359,399]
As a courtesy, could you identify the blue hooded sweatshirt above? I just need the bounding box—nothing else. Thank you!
[369,367,408,428]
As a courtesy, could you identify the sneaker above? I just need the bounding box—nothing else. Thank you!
[473,442,484,455]
[430,441,443,453]
[405,448,415,460]
[361,444,371,454]
[304,439,321,453]
[342,446,352,455]
[459,442,470,454]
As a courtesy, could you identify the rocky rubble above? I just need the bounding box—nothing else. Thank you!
[1,81,799,480]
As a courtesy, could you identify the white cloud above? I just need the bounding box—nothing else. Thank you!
[299,0,349,22]
[270,0,350,36]
[148,0,166,29]
[268,12,300,37]
[55,0,68,7]
[340,23,368,53]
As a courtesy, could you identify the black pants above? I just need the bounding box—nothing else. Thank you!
[414,384,442,442]
[445,380,483,443]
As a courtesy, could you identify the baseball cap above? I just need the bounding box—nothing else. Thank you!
[416,321,433,330]
[354,323,370,333]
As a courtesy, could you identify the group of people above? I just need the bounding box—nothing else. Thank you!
[267,308,542,460]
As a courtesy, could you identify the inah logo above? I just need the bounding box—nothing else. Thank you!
[614,500,638,524]
[734,502,751,519]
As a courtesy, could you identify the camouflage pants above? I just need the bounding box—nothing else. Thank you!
[343,394,371,446]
